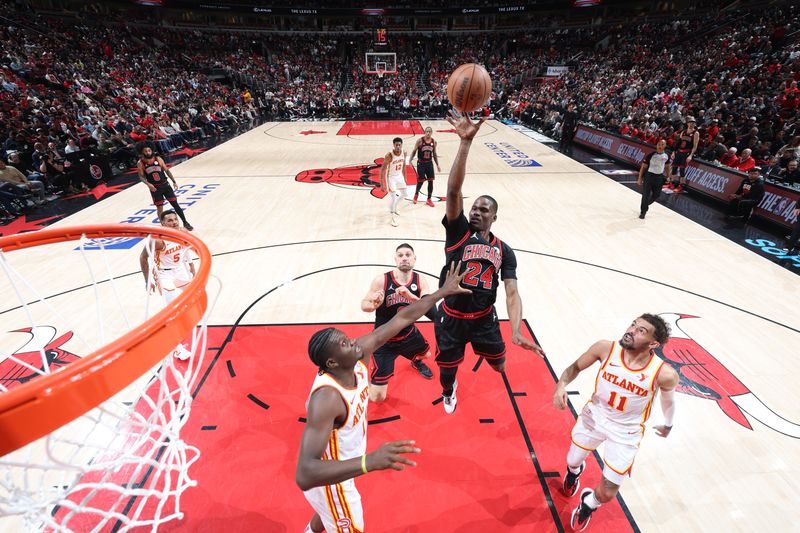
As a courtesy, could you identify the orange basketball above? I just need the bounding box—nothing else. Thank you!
[447,63,492,113]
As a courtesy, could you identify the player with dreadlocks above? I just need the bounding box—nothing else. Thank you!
[295,262,469,533]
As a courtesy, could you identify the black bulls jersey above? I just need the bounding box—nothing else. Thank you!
[140,158,167,185]
[418,138,435,163]
[375,271,422,339]
[439,213,517,317]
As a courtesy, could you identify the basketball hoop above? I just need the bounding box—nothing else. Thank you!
[0,224,214,531]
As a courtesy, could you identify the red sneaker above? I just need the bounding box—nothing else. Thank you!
[426,198,435,207]
[413,194,418,204]
[674,185,683,193]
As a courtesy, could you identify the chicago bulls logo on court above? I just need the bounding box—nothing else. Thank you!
[295,158,446,202]
[657,313,800,438]
[0,326,80,391]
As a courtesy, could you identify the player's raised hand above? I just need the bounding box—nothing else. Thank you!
[366,440,421,472]
[552,383,568,410]
[512,331,546,358]
[442,261,472,296]
[446,108,486,141]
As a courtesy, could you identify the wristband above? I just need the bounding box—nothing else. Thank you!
[361,454,368,474]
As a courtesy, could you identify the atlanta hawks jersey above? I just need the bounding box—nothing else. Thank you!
[375,271,422,340]
[387,151,405,180]
[156,240,190,270]
[439,213,516,315]
[591,342,665,429]
[307,360,370,461]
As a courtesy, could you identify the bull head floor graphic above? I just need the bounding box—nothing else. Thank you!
[295,158,446,202]
[657,313,800,438]
[0,326,79,390]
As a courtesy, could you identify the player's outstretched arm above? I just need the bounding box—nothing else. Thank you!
[357,262,470,358]
[444,109,486,221]
[360,274,385,312]
[552,340,610,409]
[654,365,679,437]
[296,388,420,491]
[504,278,545,357]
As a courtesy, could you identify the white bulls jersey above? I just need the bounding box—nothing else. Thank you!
[590,342,664,432]
[387,151,405,181]
[307,360,369,461]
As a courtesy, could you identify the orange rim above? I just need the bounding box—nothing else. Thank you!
[0,224,211,457]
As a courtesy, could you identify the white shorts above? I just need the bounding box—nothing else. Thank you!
[158,266,192,304]
[570,404,642,485]
[304,478,364,533]
[387,174,406,192]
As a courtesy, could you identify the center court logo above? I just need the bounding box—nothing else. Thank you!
[483,142,541,167]
[79,183,220,250]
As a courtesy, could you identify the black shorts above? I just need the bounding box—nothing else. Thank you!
[417,162,435,182]
[434,306,506,368]
[370,327,431,385]
[672,151,690,168]
[150,183,177,206]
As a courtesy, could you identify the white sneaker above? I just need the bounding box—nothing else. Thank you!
[390,213,398,227]
[173,344,192,361]
[442,380,458,414]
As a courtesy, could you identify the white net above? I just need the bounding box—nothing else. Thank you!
[0,228,214,532]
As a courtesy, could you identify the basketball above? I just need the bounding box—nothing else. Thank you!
[447,63,492,113]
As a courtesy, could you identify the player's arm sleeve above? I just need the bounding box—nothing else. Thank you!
[500,244,517,281]
[441,212,470,249]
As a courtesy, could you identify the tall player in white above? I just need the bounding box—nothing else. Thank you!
[139,209,195,360]
[380,137,407,227]
[296,263,470,533]
[553,314,679,531]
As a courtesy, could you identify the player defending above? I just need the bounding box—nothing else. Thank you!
[435,110,544,414]
[296,263,470,533]
[380,137,407,227]
[552,314,678,531]
[409,126,441,207]
[137,146,193,230]
[139,210,195,360]
[361,243,434,402]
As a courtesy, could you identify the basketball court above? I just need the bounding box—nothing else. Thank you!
[1,119,798,532]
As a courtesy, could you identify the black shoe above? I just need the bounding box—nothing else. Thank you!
[184,222,194,231]
[411,359,433,379]
[570,489,596,532]
[563,462,585,497]
[638,213,645,219]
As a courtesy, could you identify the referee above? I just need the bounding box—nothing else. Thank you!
[637,139,671,219]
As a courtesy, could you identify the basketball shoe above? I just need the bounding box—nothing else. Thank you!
[442,380,458,414]
[570,489,597,531]
[413,194,419,204]
[426,198,435,207]
[411,359,433,379]
[563,462,585,497]
[390,213,398,227]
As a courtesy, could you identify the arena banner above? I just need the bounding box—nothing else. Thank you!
[574,125,799,229]
[172,2,551,15]
[545,66,570,77]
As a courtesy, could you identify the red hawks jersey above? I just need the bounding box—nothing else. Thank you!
[307,361,369,461]
[590,342,665,432]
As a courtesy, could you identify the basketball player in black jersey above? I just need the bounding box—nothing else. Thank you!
[137,146,193,231]
[361,243,435,402]
[668,117,699,194]
[409,127,441,207]
[436,110,545,414]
